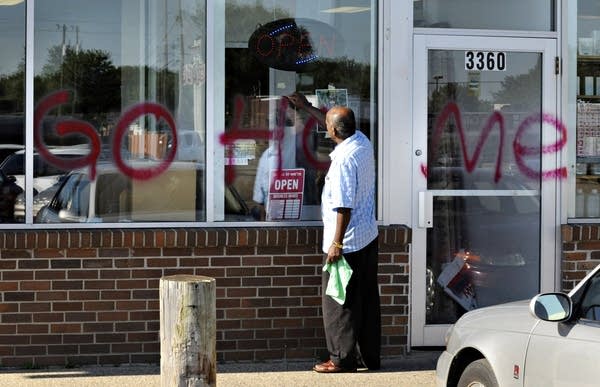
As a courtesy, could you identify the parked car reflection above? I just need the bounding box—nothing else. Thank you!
[36,161,205,223]
[0,168,23,222]
[427,167,541,324]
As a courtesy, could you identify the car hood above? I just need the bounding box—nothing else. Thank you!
[455,299,538,333]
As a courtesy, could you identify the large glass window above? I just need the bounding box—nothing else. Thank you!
[0,1,25,224]
[414,0,555,31]
[32,0,206,224]
[222,0,378,221]
[576,0,600,218]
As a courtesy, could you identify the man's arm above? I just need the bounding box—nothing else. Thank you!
[327,207,351,264]
[286,92,326,128]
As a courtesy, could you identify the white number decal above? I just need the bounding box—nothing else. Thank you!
[464,51,507,71]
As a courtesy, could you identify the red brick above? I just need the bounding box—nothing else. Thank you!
[3,271,34,280]
[115,322,145,331]
[34,249,65,258]
[115,301,145,310]
[127,332,157,342]
[242,256,272,266]
[101,290,131,300]
[97,333,127,342]
[82,259,113,269]
[226,309,256,319]
[52,281,83,290]
[129,311,158,321]
[20,281,51,291]
[84,301,115,311]
[50,259,81,269]
[132,269,162,279]
[17,324,49,334]
[20,302,51,313]
[68,270,99,280]
[66,248,97,258]
[97,311,128,321]
[80,344,111,353]
[116,280,147,289]
[84,280,116,290]
[53,302,83,311]
[100,270,131,279]
[63,334,94,344]
[0,260,16,269]
[15,346,47,356]
[4,292,34,301]
[83,323,114,333]
[50,323,82,333]
[34,312,64,323]
[18,260,49,269]
[0,281,18,291]
[114,259,145,268]
[210,257,241,267]
[35,271,66,280]
[3,250,32,259]
[48,345,78,355]
[31,335,62,345]
[65,312,96,322]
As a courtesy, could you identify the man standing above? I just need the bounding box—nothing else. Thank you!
[289,96,381,373]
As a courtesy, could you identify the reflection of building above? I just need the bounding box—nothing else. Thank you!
[0,0,599,370]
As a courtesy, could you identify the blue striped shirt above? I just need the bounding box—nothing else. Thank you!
[321,130,378,253]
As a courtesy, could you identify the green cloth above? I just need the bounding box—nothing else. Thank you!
[323,256,353,305]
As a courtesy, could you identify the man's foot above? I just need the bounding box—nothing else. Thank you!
[313,360,357,373]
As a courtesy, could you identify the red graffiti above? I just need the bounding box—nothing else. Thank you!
[219,95,329,185]
[422,102,567,182]
[34,90,177,181]
[34,90,101,180]
[513,113,568,180]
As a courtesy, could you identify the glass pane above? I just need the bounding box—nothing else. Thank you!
[576,0,600,218]
[33,0,206,224]
[0,1,25,223]
[425,49,542,324]
[222,0,378,221]
[414,0,555,31]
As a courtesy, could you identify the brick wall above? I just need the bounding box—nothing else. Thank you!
[0,226,410,368]
[562,224,600,292]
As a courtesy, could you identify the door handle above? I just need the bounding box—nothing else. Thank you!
[418,191,433,228]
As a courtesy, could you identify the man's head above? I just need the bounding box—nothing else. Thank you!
[325,106,356,143]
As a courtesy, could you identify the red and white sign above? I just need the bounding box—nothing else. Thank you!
[267,168,305,220]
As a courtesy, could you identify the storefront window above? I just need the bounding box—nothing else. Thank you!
[0,1,25,223]
[576,0,600,218]
[32,0,206,223]
[414,0,555,31]
[222,0,378,221]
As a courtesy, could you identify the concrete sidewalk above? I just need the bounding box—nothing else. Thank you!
[0,351,441,387]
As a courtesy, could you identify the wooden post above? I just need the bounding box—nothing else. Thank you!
[160,275,216,387]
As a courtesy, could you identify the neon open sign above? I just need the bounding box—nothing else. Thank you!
[248,18,343,72]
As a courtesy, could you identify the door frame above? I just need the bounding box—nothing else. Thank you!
[410,34,560,346]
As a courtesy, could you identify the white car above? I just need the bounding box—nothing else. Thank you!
[436,263,600,387]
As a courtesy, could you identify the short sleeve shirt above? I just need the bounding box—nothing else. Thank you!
[321,130,378,253]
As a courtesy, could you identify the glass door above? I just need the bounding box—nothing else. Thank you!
[411,35,560,346]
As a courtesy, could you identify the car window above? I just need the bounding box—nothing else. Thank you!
[580,273,600,321]
[50,174,82,212]
[95,173,131,221]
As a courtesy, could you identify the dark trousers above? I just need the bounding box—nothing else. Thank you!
[322,237,381,369]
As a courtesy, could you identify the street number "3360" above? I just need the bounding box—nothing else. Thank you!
[464,51,506,71]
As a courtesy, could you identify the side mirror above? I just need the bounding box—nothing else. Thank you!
[529,293,572,322]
